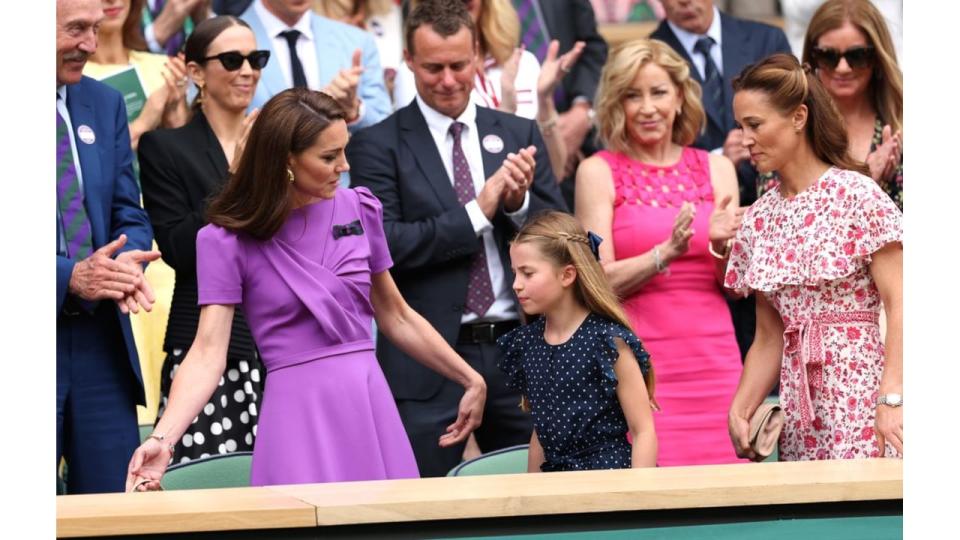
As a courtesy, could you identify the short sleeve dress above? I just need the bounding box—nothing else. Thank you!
[496,313,653,471]
[196,187,420,485]
[725,168,903,460]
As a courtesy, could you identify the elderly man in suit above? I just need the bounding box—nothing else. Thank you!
[651,0,791,362]
[56,0,160,494]
[240,0,390,129]
[347,0,567,477]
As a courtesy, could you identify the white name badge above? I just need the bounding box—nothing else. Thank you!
[482,134,504,154]
[77,125,96,144]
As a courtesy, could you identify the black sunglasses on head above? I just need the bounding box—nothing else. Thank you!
[810,46,875,70]
[202,50,271,71]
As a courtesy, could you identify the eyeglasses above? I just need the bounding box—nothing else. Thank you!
[202,50,271,71]
[810,46,876,70]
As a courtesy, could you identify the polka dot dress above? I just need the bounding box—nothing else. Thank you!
[156,349,263,464]
[497,313,652,471]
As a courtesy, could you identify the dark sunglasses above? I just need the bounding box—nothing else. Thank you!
[810,46,875,70]
[202,50,271,71]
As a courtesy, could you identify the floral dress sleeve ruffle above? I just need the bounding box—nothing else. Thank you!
[592,318,653,398]
[725,168,903,294]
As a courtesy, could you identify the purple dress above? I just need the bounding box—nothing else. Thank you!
[196,187,420,485]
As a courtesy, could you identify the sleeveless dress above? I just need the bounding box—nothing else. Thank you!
[598,147,745,466]
[725,167,903,460]
[196,187,420,485]
[497,313,652,471]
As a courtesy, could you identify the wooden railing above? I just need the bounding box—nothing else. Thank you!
[57,458,902,538]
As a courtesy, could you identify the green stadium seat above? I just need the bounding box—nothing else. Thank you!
[447,445,529,476]
[160,451,253,490]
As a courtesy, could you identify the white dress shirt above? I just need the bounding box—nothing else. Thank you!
[254,0,321,90]
[667,5,725,79]
[414,94,529,323]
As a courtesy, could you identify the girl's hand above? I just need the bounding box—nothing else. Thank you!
[875,404,903,455]
[708,194,745,242]
[537,40,585,100]
[125,438,172,492]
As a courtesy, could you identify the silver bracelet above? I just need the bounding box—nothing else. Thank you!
[653,246,670,275]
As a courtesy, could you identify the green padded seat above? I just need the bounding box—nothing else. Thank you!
[448,445,529,476]
[160,451,253,490]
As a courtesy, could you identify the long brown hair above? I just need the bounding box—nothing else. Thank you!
[123,0,148,52]
[733,54,869,176]
[802,0,902,133]
[512,211,656,398]
[206,88,346,240]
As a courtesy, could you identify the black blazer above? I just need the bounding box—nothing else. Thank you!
[347,102,568,400]
[539,0,608,112]
[138,113,256,358]
[651,12,791,203]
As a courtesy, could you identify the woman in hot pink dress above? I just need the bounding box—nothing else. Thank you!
[576,39,746,466]
[726,54,902,461]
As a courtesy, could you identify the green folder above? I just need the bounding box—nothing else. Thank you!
[97,65,148,125]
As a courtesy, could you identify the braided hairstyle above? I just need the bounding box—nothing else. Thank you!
[512,210,656,398]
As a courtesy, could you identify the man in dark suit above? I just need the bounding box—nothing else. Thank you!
[56,0,160,494]
[512,0,608,209]
[651,0,791,360]
[348,0,567,477]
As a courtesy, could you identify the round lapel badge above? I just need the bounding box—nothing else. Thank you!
[482,134,504,154]
[77,125,96,145]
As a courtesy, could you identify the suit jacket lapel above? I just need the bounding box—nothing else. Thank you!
[192,114,229,194]
[66,82,106,248]
[720,13,750,129]
[399,103,459,208]
[312,15,340,87]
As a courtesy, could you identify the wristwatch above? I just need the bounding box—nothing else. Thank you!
[877,393,903,407]
[148,432,177,453]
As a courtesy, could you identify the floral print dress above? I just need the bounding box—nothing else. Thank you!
[725,168,903,460]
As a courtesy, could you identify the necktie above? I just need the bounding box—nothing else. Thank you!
[693,36,725,123]
[57,98,93,260]
[449,122,495,317]
[512,0,550,64]
[280,29,308,89]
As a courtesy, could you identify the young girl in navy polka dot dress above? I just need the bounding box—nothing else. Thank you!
[497,211,658,472]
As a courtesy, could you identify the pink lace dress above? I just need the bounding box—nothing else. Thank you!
[725,167,903,460]
[599,147,745,466]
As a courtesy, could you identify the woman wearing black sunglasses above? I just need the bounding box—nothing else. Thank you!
[802,0,903,211]
[137,15,269,466]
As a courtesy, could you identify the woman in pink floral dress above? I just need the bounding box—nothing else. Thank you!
[725,54,903,461]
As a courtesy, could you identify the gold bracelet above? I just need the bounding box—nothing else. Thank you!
[148,432,176,454]
[708,239,733,260]
[537,115,559,134]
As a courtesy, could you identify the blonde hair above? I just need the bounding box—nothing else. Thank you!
[410,0,520,66]
[802,0,902,133]
[513,211,656,398]
[595,39,706,153]
[313,0,393,21]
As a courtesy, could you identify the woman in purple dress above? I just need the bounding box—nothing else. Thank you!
[126,88,487,489]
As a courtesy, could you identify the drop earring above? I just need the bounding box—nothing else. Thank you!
[287,168,295,184]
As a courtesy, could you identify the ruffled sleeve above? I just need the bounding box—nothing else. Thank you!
[724,169,902,292]
[196,224,245,305]
[495,324,531,394]
[593,318,652,398]
[354,186,393,274]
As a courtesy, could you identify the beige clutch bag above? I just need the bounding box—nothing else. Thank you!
[748,402,784,462]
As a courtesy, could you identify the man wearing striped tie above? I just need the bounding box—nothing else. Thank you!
[57,0,162,494]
